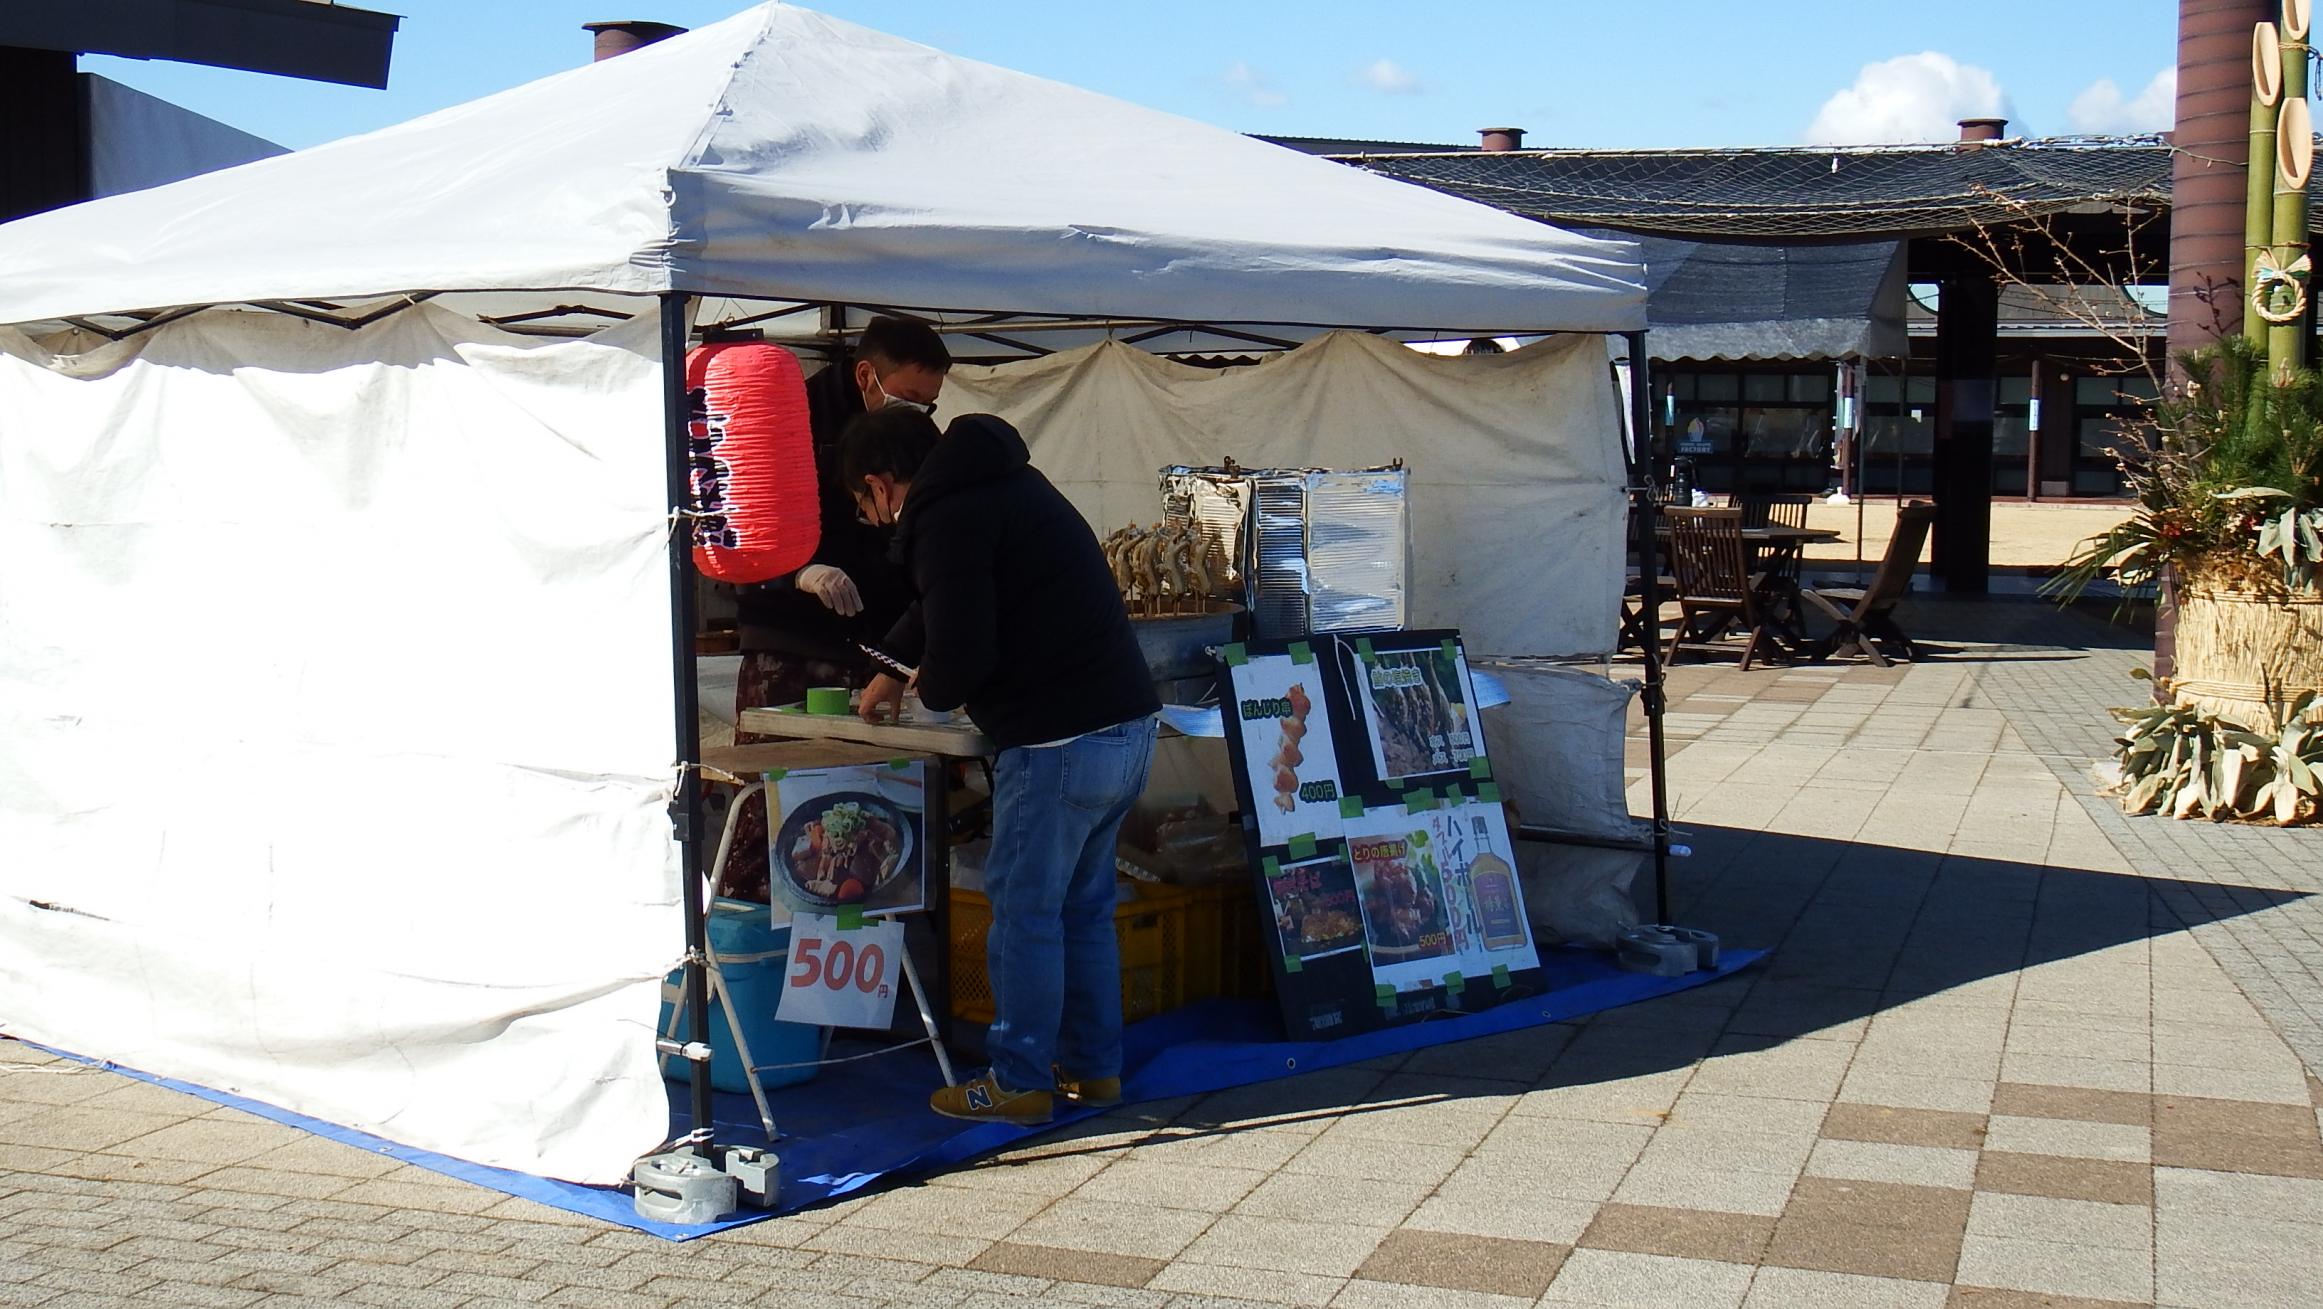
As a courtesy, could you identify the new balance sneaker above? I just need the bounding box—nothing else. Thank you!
[929,1072,1052,1125]
[1052,1066,1122,1108]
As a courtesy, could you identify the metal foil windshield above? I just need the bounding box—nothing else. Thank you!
[1158,462,1409,640]
[1303,470,1408,634]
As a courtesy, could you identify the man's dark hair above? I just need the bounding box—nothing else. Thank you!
[856,315,951,374]
[839,406,941,489]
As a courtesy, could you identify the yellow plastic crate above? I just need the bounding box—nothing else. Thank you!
[1179,880,1273,1003]
[948,882,1194,1026]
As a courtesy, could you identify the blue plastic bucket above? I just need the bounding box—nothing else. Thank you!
[660,899,826,1093]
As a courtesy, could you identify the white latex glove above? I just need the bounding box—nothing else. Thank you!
[794,564,862,617]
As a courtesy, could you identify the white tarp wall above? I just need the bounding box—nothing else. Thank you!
[943,331,1627,658]
[0,305,682,1183]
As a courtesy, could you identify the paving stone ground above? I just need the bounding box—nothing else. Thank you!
[7,597,2323,1308]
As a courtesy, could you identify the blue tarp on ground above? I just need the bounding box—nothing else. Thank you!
[41,945,1760,1241]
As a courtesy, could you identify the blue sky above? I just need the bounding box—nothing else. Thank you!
[84,1,2180,153]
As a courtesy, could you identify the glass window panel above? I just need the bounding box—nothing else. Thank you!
[1865,375,1900,403]
[1669,373,1697,401]
[1999,376,2033,406]
[1743,374,1786,403]
[1906,377,1936,404]
[1696,373,1740,402]
[2077,377,2125,406]
[1789,373,1832,402]
[1741,408,1826,457]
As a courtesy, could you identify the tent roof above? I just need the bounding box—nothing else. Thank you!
[0,4,1644,335]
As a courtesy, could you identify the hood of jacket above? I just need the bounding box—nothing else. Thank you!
[899,414,1031,532]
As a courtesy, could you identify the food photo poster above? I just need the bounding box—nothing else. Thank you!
[765,763,927,917]
[1341,802,1538,993]
[1264,851,1366,966]
[1351,641,1482,783]
[1225,651,1348,849]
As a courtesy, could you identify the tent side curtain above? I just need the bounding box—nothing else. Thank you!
[939,331,1627,659]
[1605,229,1908,362]
[0,4,1643,336]
[0,305,683,1184]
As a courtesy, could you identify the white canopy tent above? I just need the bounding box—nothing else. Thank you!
[0,3,1647,1185]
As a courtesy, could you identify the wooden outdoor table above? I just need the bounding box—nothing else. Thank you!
[1652,524,1842,656]
[735,705,995,758]
[711,715,987,1046]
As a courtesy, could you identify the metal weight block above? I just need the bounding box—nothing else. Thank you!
[632,1149,738,1225]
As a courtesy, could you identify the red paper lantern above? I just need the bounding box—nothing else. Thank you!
[684,342,819,583]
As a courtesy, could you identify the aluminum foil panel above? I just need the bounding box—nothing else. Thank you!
[1157,462,1408,641]
[1158,468,1248,595]
[1303,469,1408,634]
[1249,474,1311,640]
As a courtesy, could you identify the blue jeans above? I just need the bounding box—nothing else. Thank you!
[982,715,1157,1093]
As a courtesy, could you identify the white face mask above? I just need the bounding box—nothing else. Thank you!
[867,370,934,416]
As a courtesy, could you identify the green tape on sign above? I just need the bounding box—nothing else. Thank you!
[1492,963,1512,988]
[1286,833,1317,861]
[1339,795,1366,819]
[836,907,865,931]
[1288,640,1314,665]
[1478,782,1503,805]
[1262,856,1282,878]
[889,758,914,772]
[1387,776,1408,791]
[1355,636,1376,661]
[1441,638,1458,659]
[760,769,786,783]
[1283,954,1303,974]
[1406,791,1439,814]
[1374,983,1397,1010]
[1220,642,1248,667]
[1443,972,1467,995]
[1468,757,1492,779]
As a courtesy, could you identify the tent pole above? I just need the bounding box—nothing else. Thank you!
[658,290,714,1143]
[1625,330,1672,925]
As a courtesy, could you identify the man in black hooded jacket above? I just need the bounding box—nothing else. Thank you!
[840,408,1160,1125]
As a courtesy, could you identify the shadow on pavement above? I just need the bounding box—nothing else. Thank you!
[1012,825,2310,1149]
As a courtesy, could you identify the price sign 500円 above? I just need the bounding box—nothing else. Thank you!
[774,913,906,1030]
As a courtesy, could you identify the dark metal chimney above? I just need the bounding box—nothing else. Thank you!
[1477,127,1527,152]
[1956,117,2008,142]
[583,20,687,62]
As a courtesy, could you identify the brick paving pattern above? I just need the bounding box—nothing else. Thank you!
[6,595,2323,1306]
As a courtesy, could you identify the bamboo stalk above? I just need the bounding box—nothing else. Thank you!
[2248,22,2282,345]
[2271,0,2313,379]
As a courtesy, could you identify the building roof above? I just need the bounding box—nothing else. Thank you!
[1323,136,2175,241]
[0,0,400,89]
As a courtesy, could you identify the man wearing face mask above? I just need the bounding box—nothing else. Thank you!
[841,407,1159,1124]
[719,315,950,900]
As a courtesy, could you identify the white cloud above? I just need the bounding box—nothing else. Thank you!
[1359,58,1423,95]
[2067,68,2176,133]
[1218,60,1287,109]
[1803,51,2012,144]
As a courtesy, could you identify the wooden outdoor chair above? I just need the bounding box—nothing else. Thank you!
[1617,502,1676,653]
[1802,501,1936,666]
[1730,493,1812,531]
[1662,507,1782,670]
[1731,493,1815,613]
